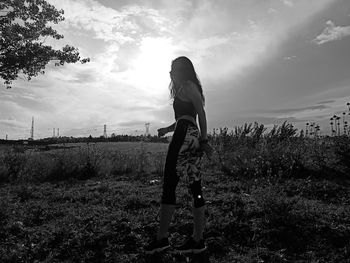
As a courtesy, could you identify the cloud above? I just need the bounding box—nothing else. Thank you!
[0,119,27,129]
[117,120,149,127]
[317,100,336,104]
[1,91,55,113]
[312,114,333,120]
[2,0,343,138]
[226,116,306,129]
[283,55,297,60]
[282,0,294,7]
[0,117,30,139]
[48,0,172,44]
[263,104,330,114]
[268,8,278,14]
[313,20,350,45]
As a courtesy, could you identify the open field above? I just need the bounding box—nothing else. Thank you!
[0,144,13,153]
[0,142,168,154]
[1,125,350,262]
[48,142,169,154]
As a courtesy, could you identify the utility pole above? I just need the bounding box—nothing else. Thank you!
[30,117,34,140]
[103,124,107,138]
[145,122,150,136]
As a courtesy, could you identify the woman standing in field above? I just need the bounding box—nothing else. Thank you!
[145,56,212,254]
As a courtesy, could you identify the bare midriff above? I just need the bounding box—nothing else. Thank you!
[176,115,197,126]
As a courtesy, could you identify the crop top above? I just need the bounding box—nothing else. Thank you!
[173,89,197,120]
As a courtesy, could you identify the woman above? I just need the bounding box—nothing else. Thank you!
[145,56,212,254]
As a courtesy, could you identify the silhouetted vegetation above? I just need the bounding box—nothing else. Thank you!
[0,122,349,262]
[0,0,89,88]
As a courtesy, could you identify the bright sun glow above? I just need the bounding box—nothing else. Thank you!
[131,37,177,96]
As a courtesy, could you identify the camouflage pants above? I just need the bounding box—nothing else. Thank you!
[161,119,205,208]
[176,122,203,184]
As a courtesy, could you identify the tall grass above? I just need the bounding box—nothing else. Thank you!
[210,121,350,181]
[0,122,349,262]
[0,122,349,184]
[0,142,167,184]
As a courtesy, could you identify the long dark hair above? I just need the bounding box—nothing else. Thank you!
[169,56,205,105]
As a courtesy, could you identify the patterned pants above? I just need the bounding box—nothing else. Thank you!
[161,119,205,208]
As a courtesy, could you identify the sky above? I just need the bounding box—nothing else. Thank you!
[1,0,350,139]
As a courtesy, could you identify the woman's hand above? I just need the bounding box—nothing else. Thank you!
[157,127,168,137]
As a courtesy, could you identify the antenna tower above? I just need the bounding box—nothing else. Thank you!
[30,117,34,140]
[145,122,150,136]
[103,124,107,138]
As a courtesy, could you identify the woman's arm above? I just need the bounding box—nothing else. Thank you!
[158,122,176,137]
[184,82,207,140]
[166,122,176,133]
[185,83,213,159]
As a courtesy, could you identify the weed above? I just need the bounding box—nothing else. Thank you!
[0,147,27,182]
[0,128,350,262]
[334,136,350,175]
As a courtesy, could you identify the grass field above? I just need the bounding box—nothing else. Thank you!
[0,144,13,153]
[0,142,168,154]
[47,142,169,154]
[0,125,349,262]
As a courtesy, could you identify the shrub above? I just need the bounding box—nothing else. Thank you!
[334,136,350,176]
[99,151,135,176]
[21,152,56,182]
[0,147,27,182]
[45,144,102,182]
[212,122,350,181]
